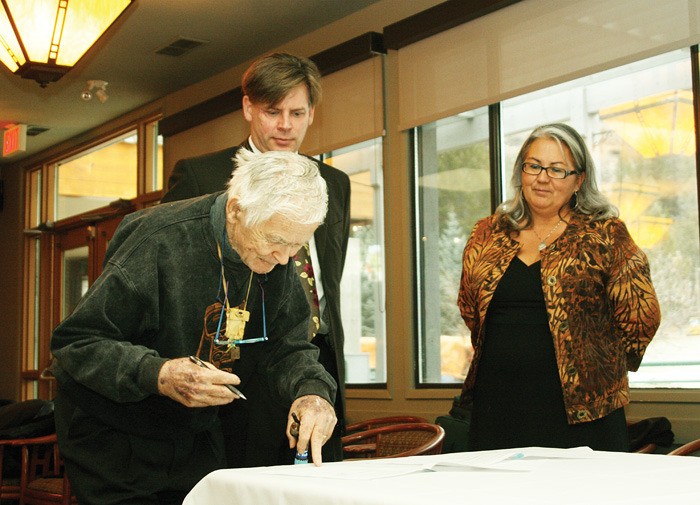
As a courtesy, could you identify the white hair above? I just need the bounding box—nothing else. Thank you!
[227,149,328,227]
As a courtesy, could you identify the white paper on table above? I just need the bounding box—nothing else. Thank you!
[423,451,527,471]
[512,446,596,459]
[262,450,531,480]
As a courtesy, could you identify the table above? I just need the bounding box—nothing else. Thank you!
[183,446,700,505]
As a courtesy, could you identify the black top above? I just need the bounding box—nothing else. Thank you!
[468,257,628,452]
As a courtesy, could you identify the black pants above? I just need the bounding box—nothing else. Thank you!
[312,333,343,462]
[54,394,225,505]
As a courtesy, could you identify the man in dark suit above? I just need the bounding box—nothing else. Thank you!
[161,52,350,464]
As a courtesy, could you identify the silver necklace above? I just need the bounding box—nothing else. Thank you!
[531,219,563,252]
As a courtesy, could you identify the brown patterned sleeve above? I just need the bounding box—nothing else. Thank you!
[457,218,492,333]
[605,219,661,371]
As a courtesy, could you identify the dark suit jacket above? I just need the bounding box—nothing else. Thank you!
[161,142,350,463]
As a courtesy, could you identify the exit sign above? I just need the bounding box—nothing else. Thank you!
[3,124,27,157]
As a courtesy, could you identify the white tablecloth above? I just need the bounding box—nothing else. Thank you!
[183,446,700,505]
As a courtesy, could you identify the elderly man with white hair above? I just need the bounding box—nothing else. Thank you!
[50,149,337,505]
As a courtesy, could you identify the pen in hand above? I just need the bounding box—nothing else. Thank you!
[188,355,247,400]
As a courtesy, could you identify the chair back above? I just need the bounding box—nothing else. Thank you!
[342,422,445,459]
[0,440,21,500]
[345,416,429,434]
[0,433,76,505]
[0,400,56,502]
[668,438,700,456]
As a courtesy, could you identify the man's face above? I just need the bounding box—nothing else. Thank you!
[242,83,315,153]
[226,199,318,274]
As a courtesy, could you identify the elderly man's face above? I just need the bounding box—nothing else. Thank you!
[226,200,318,274]
[242,83,315,153]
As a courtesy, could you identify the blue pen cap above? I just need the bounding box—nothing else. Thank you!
[294,451,309,464]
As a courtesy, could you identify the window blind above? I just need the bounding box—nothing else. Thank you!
[397,0,700,130]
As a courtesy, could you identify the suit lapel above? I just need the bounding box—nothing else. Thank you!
[314,222,328,266]
[313,159,331,266]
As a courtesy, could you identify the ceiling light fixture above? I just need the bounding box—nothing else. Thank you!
[0,0,134,88]
[81,79,108,103]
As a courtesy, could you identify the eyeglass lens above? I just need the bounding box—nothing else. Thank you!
[522,162,572,179]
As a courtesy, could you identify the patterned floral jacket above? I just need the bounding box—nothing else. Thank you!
[457,212,661,424]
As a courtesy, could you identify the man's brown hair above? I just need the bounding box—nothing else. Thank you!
[242,52,322,107]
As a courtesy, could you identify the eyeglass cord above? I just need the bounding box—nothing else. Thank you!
[214,235,268,347]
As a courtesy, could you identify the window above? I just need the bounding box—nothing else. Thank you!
[414,48,700,389]
[22,116,163,399]
[50,118,163,222]
[321,138,387,384]
[53,131,138,221]
[415,108,491,384]
[144,118,164,193]
[22,168,43,398]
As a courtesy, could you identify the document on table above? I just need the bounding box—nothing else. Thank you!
[262,450,532,480]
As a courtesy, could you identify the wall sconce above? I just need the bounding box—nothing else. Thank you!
[81,80,109,103]
[0,0,134,87]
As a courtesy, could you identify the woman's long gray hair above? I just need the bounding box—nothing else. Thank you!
[227,149,327,227]
[497,123,618,232]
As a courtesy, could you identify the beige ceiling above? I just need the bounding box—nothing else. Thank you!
[0,0,379,167]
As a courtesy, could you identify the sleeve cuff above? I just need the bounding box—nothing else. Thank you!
[137,354,169,395]
[296,378,335,407]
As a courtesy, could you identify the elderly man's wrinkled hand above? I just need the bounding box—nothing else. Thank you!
[287,395,337,466]
[157,357,241,407]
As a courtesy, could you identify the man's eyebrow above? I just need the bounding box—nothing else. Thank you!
[265,234,295,245]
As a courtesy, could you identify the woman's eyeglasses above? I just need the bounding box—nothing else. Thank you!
[521,162,581,179]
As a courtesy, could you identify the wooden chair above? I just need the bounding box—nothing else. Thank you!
[342,422,445,459]
[633,442,657,454]
[667,438,700,456]
[345,415,429,435]
[0,433,76,505]
[0,437,22,501]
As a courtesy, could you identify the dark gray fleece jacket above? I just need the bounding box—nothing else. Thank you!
[51,191,336,440]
